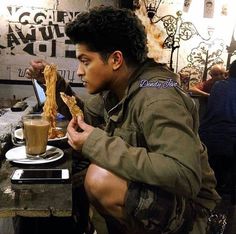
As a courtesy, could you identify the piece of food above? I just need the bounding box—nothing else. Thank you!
[42,64,64,139]
[60,92,84,118]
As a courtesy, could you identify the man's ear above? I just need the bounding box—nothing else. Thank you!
[110,51,123,71]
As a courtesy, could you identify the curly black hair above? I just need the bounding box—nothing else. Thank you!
[65,6,148,65]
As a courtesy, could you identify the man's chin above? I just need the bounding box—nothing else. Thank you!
[87,89,100,95]
[87,86,107,94]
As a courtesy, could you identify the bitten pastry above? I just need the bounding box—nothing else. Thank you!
[60,92,84,118]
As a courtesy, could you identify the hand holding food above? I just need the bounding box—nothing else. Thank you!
[25,59,48,83]
[67,116,94,152]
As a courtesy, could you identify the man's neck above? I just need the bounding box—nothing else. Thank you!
[111,65,137,101]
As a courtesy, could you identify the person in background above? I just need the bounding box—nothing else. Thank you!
[199,60,236,194]
[26,6,220,234]
[188,63,227,97]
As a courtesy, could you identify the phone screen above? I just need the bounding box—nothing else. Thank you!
[21,170,62,179]
[11,169,70,184]
[32,79,46,110]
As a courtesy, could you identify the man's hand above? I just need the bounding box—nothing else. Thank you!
[67,116,94,151]
[25,59,49,83]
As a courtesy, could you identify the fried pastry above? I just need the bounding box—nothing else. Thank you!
[60,92,84,118]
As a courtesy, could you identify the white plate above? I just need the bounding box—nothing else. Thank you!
[14,128,67,142]
[5,145,64,164]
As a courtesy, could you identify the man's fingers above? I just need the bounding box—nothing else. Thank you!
[77,116,90,131]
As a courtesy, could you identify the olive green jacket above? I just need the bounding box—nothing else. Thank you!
[57,59,220,210]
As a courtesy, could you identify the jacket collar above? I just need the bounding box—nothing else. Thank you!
[102,59,175,122]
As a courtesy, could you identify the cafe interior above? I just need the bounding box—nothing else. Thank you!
[0,0,236,233]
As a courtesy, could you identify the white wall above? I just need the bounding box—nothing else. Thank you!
[0,84,90,101]
[0,0,118,100]
[1,0,236,100]
[136,0,236,73]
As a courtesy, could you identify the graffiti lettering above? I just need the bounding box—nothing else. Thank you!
[18,68,27,77]
[7,25,36,47]
[7,7,79,25]
[58,70,76,82]
[17,67,76,82]
[38,24,64,40]
[1,6,79,58]
[18,28,36,44]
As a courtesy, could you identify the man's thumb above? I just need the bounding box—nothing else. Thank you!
[77,116,88,130]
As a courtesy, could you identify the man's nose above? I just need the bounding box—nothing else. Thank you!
[76,64,84,76]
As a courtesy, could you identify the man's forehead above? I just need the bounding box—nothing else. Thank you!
[75,44,91,58]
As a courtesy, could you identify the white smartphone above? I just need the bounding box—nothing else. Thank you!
[11,169,70,184]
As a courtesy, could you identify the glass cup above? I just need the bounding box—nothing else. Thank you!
[22,114,50,158]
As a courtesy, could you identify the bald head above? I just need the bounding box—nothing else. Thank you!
[209,64,226,81]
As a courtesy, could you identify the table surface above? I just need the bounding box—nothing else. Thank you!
[0,141,73,218]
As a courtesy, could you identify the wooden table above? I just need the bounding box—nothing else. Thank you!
[0,146,73,218]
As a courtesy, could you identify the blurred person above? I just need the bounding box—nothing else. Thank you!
[178,66,202,92]
[26,6,220,234]
[199,60,236,194]
[189,64,226,97]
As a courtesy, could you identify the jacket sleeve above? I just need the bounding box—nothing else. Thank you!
[82,97,202,199]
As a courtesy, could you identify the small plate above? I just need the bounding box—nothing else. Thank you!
[14,128,67,142]
[5,146,64,164]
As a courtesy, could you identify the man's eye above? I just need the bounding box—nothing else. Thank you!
[81,59,89,65]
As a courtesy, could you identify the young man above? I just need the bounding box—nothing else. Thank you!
[26,6,220,234]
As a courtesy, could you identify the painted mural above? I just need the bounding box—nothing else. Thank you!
[135,0,236,90]
[0,0,118,83]
[1,0,236,87]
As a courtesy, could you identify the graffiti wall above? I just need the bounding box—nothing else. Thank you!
[0,0,118,83]
[1,0,236,98]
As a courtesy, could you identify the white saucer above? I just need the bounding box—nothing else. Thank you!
[14,128,67,142]
[5,146,64,164]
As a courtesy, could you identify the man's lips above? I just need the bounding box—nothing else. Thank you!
[80,77,87,86]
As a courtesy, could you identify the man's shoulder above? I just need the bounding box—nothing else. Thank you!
[136,80,189,108]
